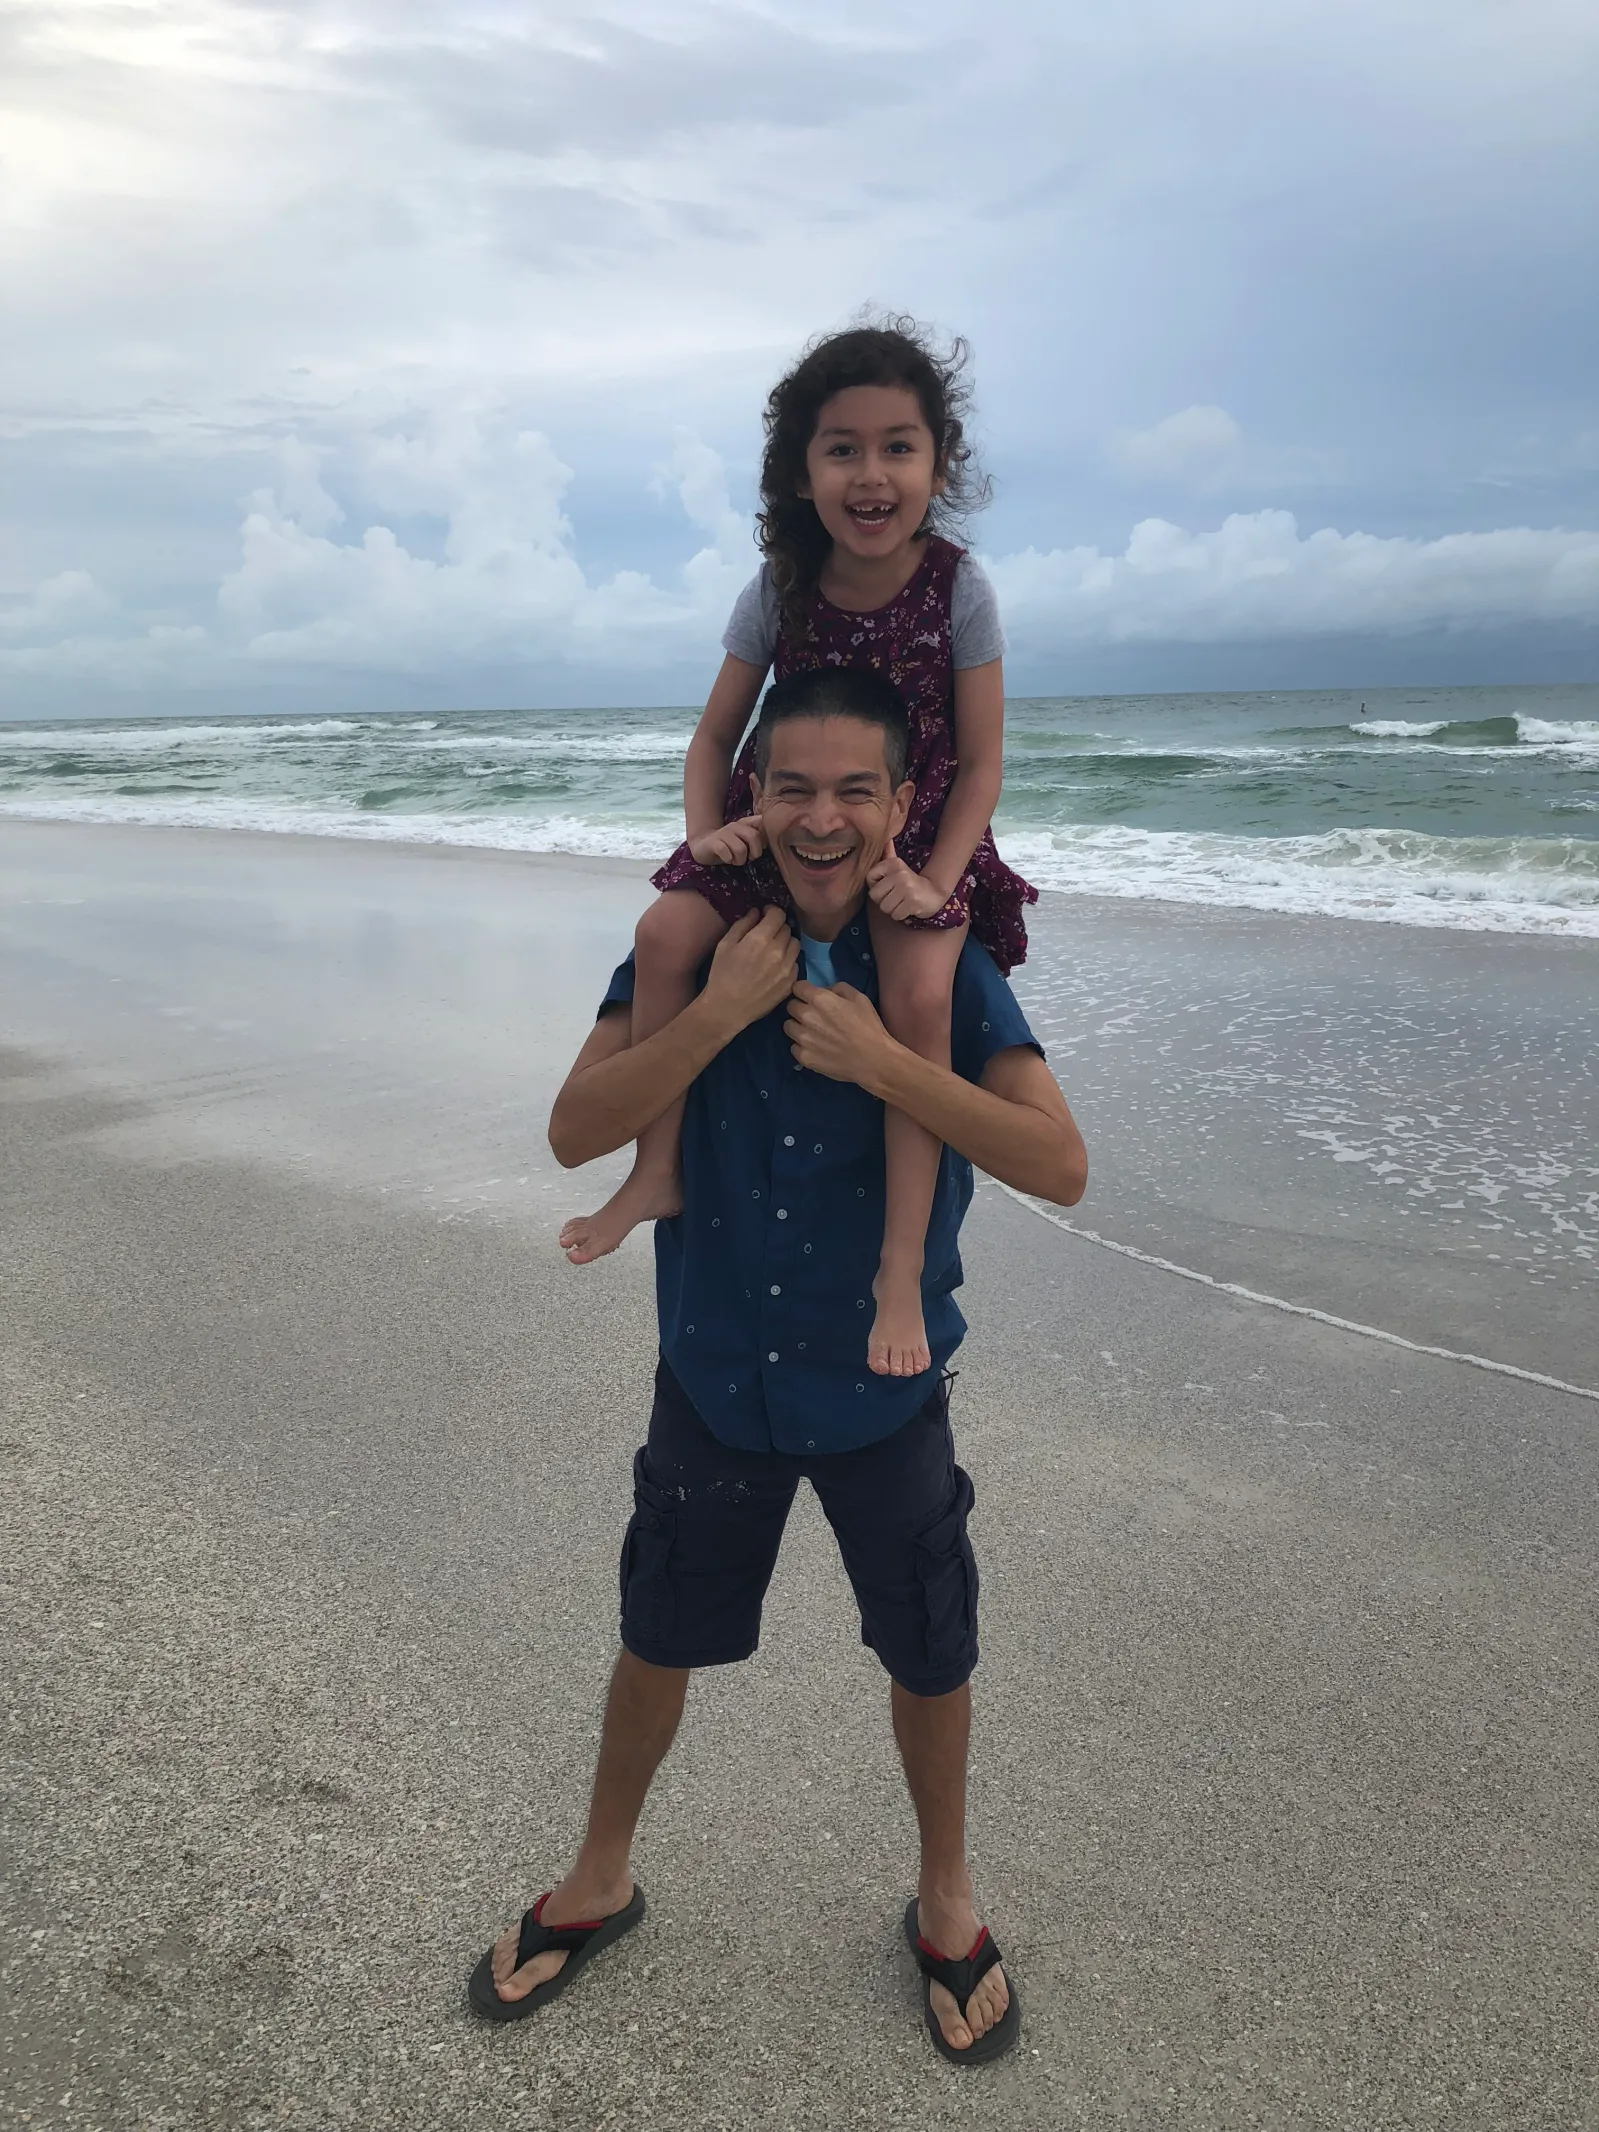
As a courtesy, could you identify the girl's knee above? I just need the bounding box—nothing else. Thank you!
[878,970,954,1055]
[636,891,727,968]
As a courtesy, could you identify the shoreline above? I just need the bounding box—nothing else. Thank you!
[4,818,1594,1393]
[5,809,1598,949]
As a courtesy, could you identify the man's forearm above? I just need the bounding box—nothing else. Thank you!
[548,993,742,1167]
[864,1042,1085,1204]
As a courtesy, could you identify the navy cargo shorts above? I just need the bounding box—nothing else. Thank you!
[619,1356,980,1697]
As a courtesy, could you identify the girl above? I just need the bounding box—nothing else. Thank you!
[560,318,1036,1379]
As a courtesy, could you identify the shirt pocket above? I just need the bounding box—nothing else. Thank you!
[913,1465,979,1668]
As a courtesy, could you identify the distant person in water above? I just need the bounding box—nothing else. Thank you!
[559,317,1037,1383]
[470,670,1086,2061]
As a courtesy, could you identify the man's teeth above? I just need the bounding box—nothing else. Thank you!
[794,847,847,864]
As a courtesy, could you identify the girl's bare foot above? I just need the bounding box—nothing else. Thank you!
[868,1261,931,1377]
[559,1166,683,1264]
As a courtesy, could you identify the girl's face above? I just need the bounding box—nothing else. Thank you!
[799,383,945,564]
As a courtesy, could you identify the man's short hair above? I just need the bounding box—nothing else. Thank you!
[753,667,910,786]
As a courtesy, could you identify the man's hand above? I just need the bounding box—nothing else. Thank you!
[702,907,799,1034]
[867,838,950,922]
[689,817,767,868]
[784,981,897,1090]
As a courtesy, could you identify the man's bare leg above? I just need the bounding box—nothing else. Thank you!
[489,1652,690,2003]
[891,1679,1011,2051]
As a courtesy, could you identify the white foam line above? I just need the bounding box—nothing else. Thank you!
[994,1183,1599,1405]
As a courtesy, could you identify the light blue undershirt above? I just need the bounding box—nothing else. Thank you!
[799,934,838,988]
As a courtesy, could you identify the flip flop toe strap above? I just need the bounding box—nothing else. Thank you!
[914,1926,1002,2015]
[514,1892,610,1969]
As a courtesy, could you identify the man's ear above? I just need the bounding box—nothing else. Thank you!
[888,778,915,840]
[749,770,763,811]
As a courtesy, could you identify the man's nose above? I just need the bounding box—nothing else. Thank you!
[799,794,846,838]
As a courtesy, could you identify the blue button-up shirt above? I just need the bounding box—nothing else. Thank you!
[600,914,1042,1455]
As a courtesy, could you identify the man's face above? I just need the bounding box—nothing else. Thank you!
[751,716,913,937]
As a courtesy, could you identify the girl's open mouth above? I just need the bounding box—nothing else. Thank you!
[845,502,896,529]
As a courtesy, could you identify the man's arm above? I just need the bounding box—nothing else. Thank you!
[783,982,1087,1207]
[547,908,799,1169]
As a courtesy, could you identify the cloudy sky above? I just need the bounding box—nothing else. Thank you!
[3,0,1597,716]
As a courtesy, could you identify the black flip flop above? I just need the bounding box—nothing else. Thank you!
[468,1884,645,2022]
[903,1898,1020,2065]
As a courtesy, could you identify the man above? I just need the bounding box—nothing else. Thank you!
[469,668,1087,2063]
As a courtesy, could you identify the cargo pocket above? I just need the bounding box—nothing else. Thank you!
[619,1447,678,1645]
[913,1466,979,1675]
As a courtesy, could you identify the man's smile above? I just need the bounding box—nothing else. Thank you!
[788,840,854,874]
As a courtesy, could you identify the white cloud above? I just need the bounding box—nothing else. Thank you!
[1108,406,1244,482]
[5,457,1595,703]
[987,511,1599,645]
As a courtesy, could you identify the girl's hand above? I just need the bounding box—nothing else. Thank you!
[689,817,767,868]
[867,839,950,922]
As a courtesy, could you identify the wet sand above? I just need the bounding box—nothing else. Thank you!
[3,821,1596,2130]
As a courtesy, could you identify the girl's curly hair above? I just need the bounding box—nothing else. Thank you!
[757,314,988,630]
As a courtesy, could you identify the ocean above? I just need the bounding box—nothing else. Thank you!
[3,683,1597,936]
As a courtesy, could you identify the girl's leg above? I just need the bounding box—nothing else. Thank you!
[866,910,968,1377]
[559,889,729,1264]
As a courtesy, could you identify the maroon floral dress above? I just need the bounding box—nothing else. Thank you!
[652,535,1037,973]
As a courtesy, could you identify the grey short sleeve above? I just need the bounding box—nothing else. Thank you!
[721,568,780,669]
[951,554,1006,669]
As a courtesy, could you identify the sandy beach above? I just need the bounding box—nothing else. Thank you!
[3,820,1596,2130]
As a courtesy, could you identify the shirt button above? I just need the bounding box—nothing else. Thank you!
[798,1341,807,1350]
[857,1298,867,1309]
[813,1143,823,1153]
[711,1217,721,1227]
[729,1382,738,1393]
[806,1439,816,1450]
[803,1243,812,1254]
[783,1135,795,1146]
[856,1188,865,1199]
[856,1382,865,1392]
[768,1350,779,1363]
[776,1208,788,1220]
[770,1284,781,1295]
[752,1189,761,1199]
[982,1020,990,1032]
[760,1089,768,1099]
[687,1324,695,1334]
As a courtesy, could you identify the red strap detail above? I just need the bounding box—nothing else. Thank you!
[528,1891,606,1932]
[917,1924,990,1964]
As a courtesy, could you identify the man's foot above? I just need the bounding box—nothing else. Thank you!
[487,1868,637,2005]
[559,1167,683,1265]
[868,1262,931,1377]
[915,1890,1010,2053]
